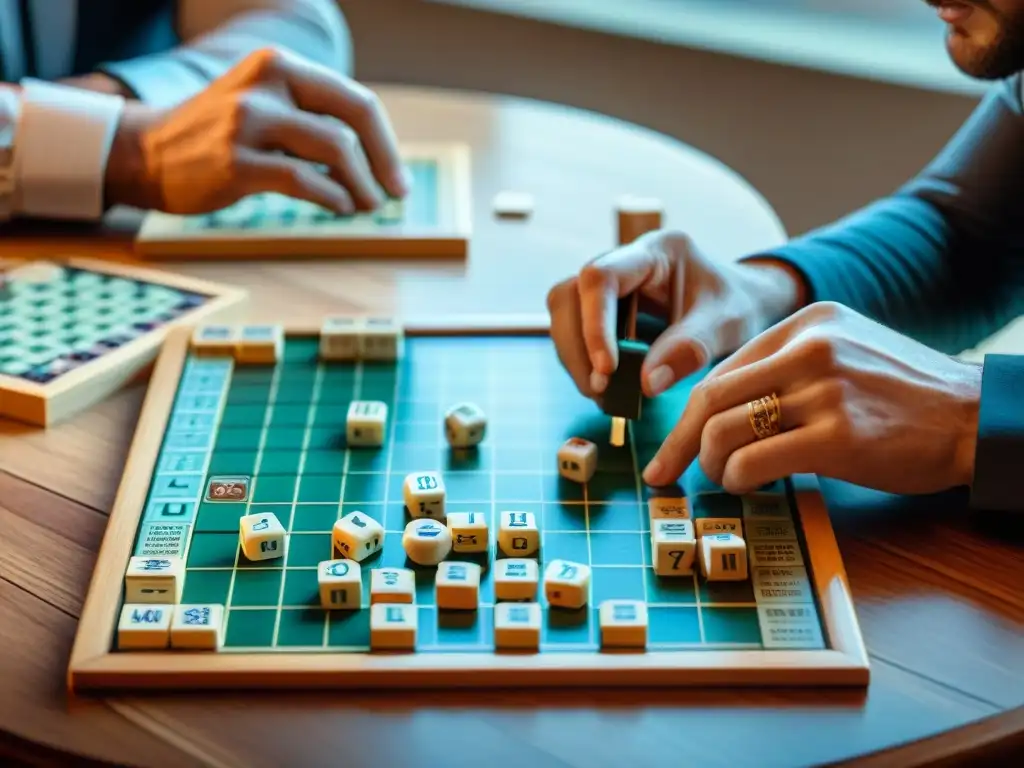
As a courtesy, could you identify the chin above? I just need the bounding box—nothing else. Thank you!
[945,22,1024,79]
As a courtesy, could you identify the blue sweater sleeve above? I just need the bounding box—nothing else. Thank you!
[756,74,1024,356]
[749,74,1024,511]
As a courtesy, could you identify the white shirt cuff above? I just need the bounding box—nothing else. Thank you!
[15,79,125,220]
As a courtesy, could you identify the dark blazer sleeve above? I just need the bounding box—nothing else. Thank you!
[746,73,1024,510]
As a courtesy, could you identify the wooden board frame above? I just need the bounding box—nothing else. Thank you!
[68,316,870,692]
[0,257,247,427]
[134,143,473,260]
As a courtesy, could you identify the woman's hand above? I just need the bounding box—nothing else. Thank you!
[642,301,983,496]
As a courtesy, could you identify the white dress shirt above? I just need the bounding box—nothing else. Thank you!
[0,0,350,222]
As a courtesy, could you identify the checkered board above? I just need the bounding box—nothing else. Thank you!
[0,258,245,426]
[68,320,869,691]
[134,143,471,260]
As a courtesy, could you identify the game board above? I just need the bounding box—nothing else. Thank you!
[0,258,246,426]
[134,143,472,260]
[68,318,869,692]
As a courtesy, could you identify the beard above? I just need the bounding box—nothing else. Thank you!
[942,3,1024,79]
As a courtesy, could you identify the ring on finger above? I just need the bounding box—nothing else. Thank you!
[747,393,781,440]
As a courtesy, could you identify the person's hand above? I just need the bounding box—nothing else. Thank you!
[546,228,805,400]
[641,301,983,495]
[105,48,410,214]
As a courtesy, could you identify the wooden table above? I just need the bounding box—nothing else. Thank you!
[2,84,1022,768]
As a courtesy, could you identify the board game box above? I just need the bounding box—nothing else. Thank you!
[134,143,472,260]
[0,258,246,426]
[68,317,869,691]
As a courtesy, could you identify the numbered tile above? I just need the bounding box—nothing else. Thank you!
[444,402,487,448]
[170,604,225,650]
[124,555,184,604]
[320,315,361,361]
[403,471,446,519]
[332,511,385,562]
[694,517,743,538]
[599,600,648,648]
[370,603,417,650]
[190,324,237,356]
[651,519,696,577]
[543,559,591,609]
[556,437,598,483]
[346,400,388,447]
[448,511,489,553]
[402,518,453,566]
[235,324,283,365]
[117,604,172,649]
[359,317,403,361]
[371,567,416,604]
[699,533,749,582]
[493,558,539,600]
[498,511,539,557]
[318,559,363,609]
[648,497,689,520]
[494,602,542,650]
[435,561,481,610]
[239,512,286,562]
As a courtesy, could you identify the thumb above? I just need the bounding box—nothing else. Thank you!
[641,298,752,397]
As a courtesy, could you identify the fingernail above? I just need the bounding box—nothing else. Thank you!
[590,370,608,394]
[643,458,663,485]
[593,350,612,374]
[647,365,673,396]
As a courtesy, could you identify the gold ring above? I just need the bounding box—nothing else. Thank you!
[747,393,781,440]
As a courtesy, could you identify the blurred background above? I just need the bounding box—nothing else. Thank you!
[344,0,982,242]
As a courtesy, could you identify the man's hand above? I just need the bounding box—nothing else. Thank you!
[642,301,983,495]
[106,48,410,214]
[546,228,805,400]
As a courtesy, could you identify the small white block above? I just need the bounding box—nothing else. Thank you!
[332,510,385,562]
[236,324,283,365]
[318,559,363,609]
[402,518,452,566]
[346,400,388,447]
[117,603,173,649]
[370,603,417,650]
[403,471,445,519]
[493,558,539,601]
[444,402,487,448]
[492,190,534,219]
[700,533,749,581]
[124,555,184,604]
[498,510,539,557]
[447,511,489,553]
[494,602,542,650]
[239,512,286,562]
[599,600,648,648]
[651,518,696,577]
[648,497,690,520]
[320,316,361,361]
[359,317,403,361]
[191,324,238,356]
[557,437,598,483]
[436,561,482,610]
[543,559,591,609]
[370,567,416,604]
[170,604,225,650]
[694,517,743,538]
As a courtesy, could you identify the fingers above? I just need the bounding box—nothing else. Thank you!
[697,383,821,486]
[236,147,355,214]
[640,300,730,398]
[642,346,815,485]
[266,50,410,199]
[720,422,831,494]
[260,108,384,211]
[576,231,686,387]
[547,277,596,397]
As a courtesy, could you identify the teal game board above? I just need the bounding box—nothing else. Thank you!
[134,143,471,260]
[68,320,869,692]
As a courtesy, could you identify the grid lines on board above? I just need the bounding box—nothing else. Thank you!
[127,334,827,654]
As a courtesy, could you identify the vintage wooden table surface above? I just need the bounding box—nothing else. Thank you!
[1,85,1023,768]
